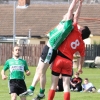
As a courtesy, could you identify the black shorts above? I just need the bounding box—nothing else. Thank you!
[40,45,57,64]
[8,79,27,96]
[87,86,96,92]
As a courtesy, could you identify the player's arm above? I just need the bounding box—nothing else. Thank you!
[78,56,85,74]
[25,70,30,76]
[1,69,7,80]
[77,40,85,74]
[62,0,79,21]
[24,60,30,76]
[1,60,9,80]
[73,0,83,23]
[46,0,79,38]
[77,51,85,74]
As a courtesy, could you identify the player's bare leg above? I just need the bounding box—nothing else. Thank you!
[19,58,49,98]
[32,59,49,100]
[11,93,17,100]
[63,76,70,100]
[20,96,26,100]
[48,75,59,100]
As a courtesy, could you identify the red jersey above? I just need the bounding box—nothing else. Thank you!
[58,23,85,60]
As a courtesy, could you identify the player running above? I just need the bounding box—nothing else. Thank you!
[1,46,30,100]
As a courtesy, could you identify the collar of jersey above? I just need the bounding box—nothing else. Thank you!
[13,56,20,60]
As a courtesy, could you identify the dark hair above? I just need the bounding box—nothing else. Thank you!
[84,78,88,81]
[81,26,91,40]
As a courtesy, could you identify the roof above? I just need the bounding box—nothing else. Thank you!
[0,4,100,37]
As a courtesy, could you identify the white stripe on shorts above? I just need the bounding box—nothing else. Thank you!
[44,48,53,64]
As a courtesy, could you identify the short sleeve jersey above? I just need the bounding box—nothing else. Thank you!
[47,20,73,50]
[3,58,29,80]
[58,23,85,60]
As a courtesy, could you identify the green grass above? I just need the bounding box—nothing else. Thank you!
[0,66,100,100]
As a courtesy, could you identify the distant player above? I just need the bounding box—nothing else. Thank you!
[1,46,30,100]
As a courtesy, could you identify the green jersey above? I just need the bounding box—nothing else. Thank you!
[3,58,29,80]
[47,19,73,50]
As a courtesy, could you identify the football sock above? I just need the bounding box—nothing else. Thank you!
[64,92,70,100]
[39,88,45,94]
[29,86,35,91]
[48,89,55,100]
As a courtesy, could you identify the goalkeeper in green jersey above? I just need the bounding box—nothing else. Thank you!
[1,46,30,100]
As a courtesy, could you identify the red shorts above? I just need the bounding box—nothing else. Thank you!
[52,55,73,76]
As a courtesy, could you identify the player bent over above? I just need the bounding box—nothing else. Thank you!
[48,0,91,99]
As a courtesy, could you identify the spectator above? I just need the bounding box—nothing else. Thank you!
[82,78,96,93]
[70,72,82,92]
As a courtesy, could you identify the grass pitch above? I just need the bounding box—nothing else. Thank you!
[0,66,100,100]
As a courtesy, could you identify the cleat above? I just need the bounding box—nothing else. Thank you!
[19,89,33,97]
[32,94,45,100]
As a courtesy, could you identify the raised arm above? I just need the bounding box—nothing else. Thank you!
[62,0,79,21]
[73,0,84,23]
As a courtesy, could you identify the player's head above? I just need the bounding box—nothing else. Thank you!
[12,45,21,58]
[81,26,91,40]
